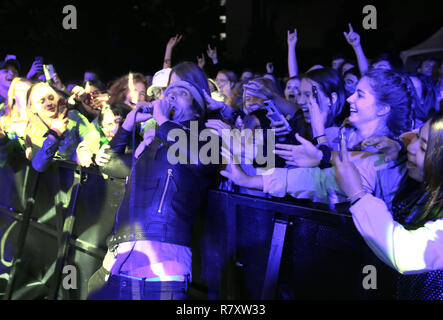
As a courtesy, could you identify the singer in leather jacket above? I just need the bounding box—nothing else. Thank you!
[88,79,221,300]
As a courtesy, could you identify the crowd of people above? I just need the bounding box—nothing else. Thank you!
[0,24,442,300]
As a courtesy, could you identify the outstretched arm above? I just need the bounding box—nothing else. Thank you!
[287,29,298,77]
[163,34,183,69]
[344,23,369,75]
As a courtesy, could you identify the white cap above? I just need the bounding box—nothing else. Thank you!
[147,68,172,96]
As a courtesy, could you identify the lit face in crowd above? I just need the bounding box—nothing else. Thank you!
[332,58,345,71]
[169,71,181,85]
[240,71,253,82]
[372,60,391,70]
[297,78,330,125]
[284,78,300,104]
[418,60,436,77]
[346,76,388,128]
[406,121,429,182]
[29,83,61,120]
[125,81,146,107]
[100,109,122,141]
[341,63,355,75]
[344,73,359,97]
[0,66,18,89]
[215,72,232,97]
[409,76,423,101]
[165,86,196,122]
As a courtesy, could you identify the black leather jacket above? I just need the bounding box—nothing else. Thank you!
[101,119,220,248]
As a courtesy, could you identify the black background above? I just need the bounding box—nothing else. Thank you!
[0,0,441,82]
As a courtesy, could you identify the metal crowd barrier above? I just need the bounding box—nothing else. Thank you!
[0,160,397,300]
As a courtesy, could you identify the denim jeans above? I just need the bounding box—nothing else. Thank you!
[87,267,189,300]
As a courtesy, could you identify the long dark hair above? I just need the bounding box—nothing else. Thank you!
[365,69,415,138]
[302,67,346,127]
[169,61,210,95]
[108,73,147,105]
[393,112,443,230]
[423,112,443,219]
[408,73,439,122]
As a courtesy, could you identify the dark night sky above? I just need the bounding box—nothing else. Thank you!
[0,0,441,82]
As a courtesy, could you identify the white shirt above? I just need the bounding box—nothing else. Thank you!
[351,193,443,275]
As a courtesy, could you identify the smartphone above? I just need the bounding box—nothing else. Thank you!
[338,128,345,161]
[312,85,320,105]
[264,100,291,131]
[43,64,56,82]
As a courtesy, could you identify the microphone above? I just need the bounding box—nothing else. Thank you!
[137,101,154,114]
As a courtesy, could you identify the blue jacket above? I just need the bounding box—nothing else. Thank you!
[101,119,220,248]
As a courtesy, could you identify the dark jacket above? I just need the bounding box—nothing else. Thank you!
[101,119,220,248]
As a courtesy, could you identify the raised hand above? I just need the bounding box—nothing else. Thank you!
[361,136,402,162]
[243,80,275,100]
[122,106,153,131]
[207,44,218,64]
[287,28,298,48]
[333,138,364,198]
[274,133,323,167]
[71,85,88,102]
[307,83,326,140]
[197,53,206,69]
[202,90,225,111]
[167,34,183,49]
[95,144,111,167]
[269,118,291,137]
[77,146,94,167]
[152,98,173,126]
[50,108,69,136]
[205,119,232,137]
[26,60,43,79]
[266,62,274,74]
[89,93,110,111]
[343,23,361,48]
[134,128,156,159]
[220,147,246,183]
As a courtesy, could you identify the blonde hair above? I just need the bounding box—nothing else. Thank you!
[0,78,34,139]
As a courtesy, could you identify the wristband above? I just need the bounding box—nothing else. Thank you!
[351,197,364,206]
[220,104,228,117]
[314,134,326,140]
[318,144,332,169]
[44,129,63,141]
[348,189,367,204]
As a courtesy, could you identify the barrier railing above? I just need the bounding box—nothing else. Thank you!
[0,160,397,300]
